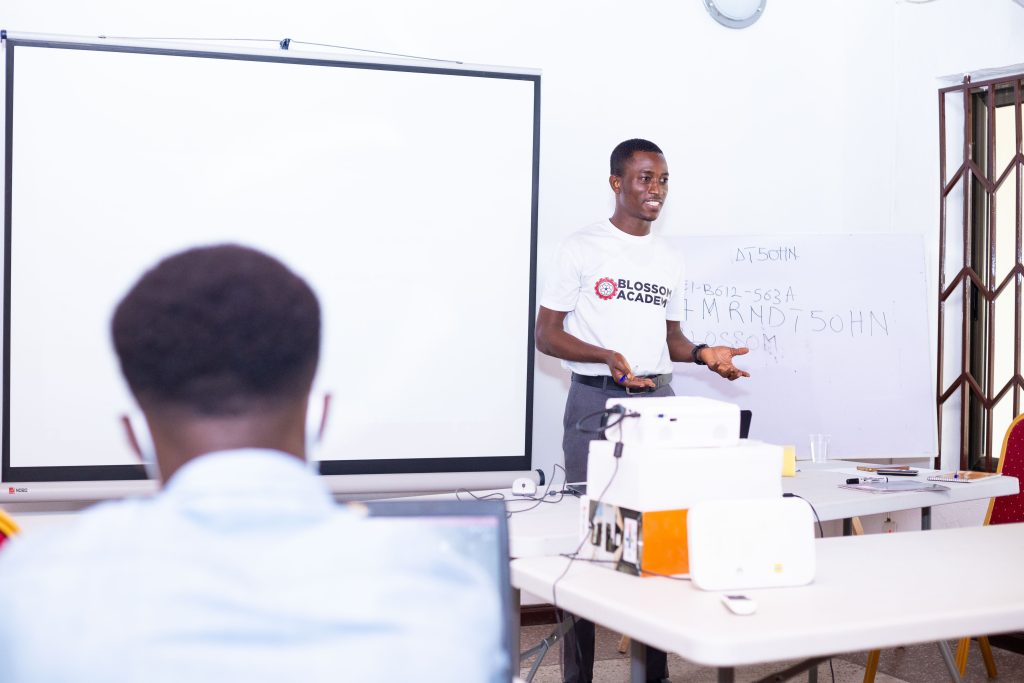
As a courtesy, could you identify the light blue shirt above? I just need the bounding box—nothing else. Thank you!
[0,449,507,682]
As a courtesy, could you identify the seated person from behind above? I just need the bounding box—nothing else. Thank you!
[0,244,506,683]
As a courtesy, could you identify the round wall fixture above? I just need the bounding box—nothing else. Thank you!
[703,0,766,29]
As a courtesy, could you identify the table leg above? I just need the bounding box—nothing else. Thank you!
[749,657,827,683]
[518,619,572,682]
[717,667,735,683]
[937,640,964,683]
[921,506,932,531]
[630,639,647,683]
[842,518,853,536]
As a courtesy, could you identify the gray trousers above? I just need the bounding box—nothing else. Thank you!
[559,378,675,682]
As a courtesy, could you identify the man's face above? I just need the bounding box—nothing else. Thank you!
[612,151,669,222]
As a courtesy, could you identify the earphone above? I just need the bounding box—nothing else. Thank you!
[305,392,332,473]
[123,412,160,481]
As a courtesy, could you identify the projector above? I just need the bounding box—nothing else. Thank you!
[603,396,739,447]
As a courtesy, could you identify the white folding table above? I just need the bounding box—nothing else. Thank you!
[507,466,1020,681]
[512,523,1024,683]
[781,463,1019,532]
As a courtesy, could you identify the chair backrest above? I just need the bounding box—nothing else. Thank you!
[740,410,753,439]
[986,413,1024,526]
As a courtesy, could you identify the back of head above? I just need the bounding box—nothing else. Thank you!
[610,138,664,176]
[111,244,320,415]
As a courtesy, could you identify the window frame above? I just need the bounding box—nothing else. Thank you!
[937,74,1024,472]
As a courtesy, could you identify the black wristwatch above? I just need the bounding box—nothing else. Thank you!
[692,343,709,366]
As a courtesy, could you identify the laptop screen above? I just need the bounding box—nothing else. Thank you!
[360,499,512,681]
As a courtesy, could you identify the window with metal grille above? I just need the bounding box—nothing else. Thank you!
[938,74,1024,472]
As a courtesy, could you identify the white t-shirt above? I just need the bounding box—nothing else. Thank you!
[541,220,687,376]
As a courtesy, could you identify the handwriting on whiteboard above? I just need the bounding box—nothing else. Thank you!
[668,234,936,457]
[734,245,799,263]
[680,277,892,363]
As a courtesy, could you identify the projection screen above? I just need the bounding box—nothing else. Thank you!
[1,33,539,493]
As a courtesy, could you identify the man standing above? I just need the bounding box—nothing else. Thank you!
[0,245,506,683]
[535,139,749,683]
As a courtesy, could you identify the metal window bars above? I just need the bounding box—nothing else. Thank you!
[938,74,1024,471]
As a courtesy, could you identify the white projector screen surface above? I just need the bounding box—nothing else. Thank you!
[2,37,539,482]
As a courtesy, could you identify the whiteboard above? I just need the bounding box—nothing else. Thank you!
[668,234,937,460]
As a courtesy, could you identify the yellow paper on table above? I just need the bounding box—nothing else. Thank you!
[781,445,797,477]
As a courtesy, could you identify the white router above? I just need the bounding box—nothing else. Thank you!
[687,497,816,591]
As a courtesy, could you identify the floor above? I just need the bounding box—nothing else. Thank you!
[519,623,1024,682]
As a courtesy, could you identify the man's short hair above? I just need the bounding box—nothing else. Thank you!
[610,138,664,176]
[111,244,320,415]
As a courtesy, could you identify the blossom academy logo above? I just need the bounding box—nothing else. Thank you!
[594,277,618,300]
[592,277,672,308]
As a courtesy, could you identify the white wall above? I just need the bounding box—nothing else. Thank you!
[5,1,1024,502]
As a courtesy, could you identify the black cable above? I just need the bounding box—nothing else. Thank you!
[573,406,616,434]
[783,492,824,539]
[573,405,638,435]
[94,35,461,64]
[455,464,569,516]
[289,40,461,64]
[782,493,831,679]
[551,525,598,669]
[506,464,567,517]
[550,455,620,609]
[559,556,617,564]
[549,452,625,673]
[637,568,691,581]
[454,488,506,502]
[557,555,692,581]
[454,464,568,512]
[98,35,277,42]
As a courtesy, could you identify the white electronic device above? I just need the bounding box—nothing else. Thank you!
[720,593,757,616]
[687,497,816,591]
[511,477,537,497]
[603,396,739,447]
[586,440,784,512]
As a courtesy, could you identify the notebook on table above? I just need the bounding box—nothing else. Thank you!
[840,480,950,494]
[927,471,1002,483]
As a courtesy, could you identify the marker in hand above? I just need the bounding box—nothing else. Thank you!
[607,354,654,390]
